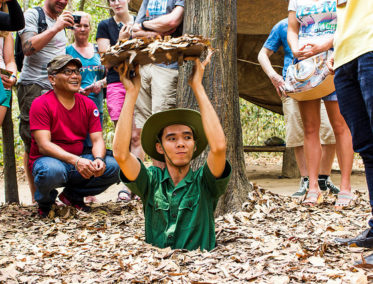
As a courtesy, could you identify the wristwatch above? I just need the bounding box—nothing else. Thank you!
[94,157,106,165]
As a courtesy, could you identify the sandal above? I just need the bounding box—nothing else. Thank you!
[302,190,323,206]
[117,189,132,202]
[335,191,356,210]
[117,189,141,202]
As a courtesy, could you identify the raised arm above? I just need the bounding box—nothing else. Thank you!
[0,0,25,31]
[189,52,227,178]
[112,63,141,181]
[21,10,73,56]
[258,47,286,97]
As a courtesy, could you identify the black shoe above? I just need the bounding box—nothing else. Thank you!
[335,228,373,248]
[38,205,53,218]
[354,252,373,266]
[318,176,340,194]
[59,192,91,212]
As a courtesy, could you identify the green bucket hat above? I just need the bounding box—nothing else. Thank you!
[141,108,208,162]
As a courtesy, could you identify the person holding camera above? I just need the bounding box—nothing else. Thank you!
[66,11,106,126]
[17,0,73,204]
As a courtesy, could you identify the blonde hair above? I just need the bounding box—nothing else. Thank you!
[73,11,92,26]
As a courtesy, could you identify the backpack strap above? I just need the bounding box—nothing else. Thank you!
[34,7,48,34]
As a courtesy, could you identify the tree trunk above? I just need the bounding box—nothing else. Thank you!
[282,148,300,178]
[2,101,19,203]
[79,0,86,11]
[177,0,251,216]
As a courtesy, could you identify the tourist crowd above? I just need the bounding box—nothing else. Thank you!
[0,0,373,259]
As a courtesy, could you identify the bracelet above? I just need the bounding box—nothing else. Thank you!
[94,157,106,165]
[10,74,17,82]
[74,156,82,170]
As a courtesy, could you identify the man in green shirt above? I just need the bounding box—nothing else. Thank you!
[113,52,231,251]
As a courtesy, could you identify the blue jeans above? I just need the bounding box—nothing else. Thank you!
[334,51,373,231]
[32,154,119,208]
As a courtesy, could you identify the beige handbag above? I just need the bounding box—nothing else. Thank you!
[284,50,335,101]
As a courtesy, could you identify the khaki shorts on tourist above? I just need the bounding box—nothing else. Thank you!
[134,64,178,128]
[17,84,50,153]
[282,97,336,147]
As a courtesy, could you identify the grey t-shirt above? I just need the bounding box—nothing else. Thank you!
[18,8,67,89]
[136,0,184,70]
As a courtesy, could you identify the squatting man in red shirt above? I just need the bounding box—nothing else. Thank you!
[29,54,119,217]
[113,52,232,251]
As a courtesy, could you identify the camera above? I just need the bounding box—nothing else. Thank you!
[67,14,81,29]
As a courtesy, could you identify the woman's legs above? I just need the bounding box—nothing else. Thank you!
[298,99,322,197]
[324,101,354,194]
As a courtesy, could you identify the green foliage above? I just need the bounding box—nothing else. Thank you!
[102,101,115,148]
[240,98,285,146]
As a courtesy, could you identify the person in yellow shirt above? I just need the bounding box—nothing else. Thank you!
[333,0,373,264]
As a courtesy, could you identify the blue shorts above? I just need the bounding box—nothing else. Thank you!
[322,91,337,102]
[0,89,11,108]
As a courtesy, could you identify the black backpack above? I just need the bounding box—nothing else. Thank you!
[15,7,48,72]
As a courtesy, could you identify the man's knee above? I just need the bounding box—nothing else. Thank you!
[104,156,120,181]
[33,158,67,188]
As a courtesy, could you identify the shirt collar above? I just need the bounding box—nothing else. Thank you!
[161,167,194,186]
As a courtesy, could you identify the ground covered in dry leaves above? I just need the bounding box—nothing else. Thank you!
[1,186,373,283]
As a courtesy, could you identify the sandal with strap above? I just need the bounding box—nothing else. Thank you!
[117,189,132,202]
[117,189,141,202]
[302,190,323,206]
[335,191,356,210]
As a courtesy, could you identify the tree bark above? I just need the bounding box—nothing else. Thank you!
[79,0,86,11]
[177,0,251,216]
[2,101,19,203]
[282,148,300,178]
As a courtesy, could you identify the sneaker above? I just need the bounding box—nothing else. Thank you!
[58,192,91,212]
[318,176,340,194]
[292,176,309,198]
[38,205,53,218]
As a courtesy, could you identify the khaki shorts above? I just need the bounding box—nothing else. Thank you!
[134,64,178,128]
[17,84,50,153]
[283,97,336,147]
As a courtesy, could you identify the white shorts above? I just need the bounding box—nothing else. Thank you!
[282,97,336,147]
